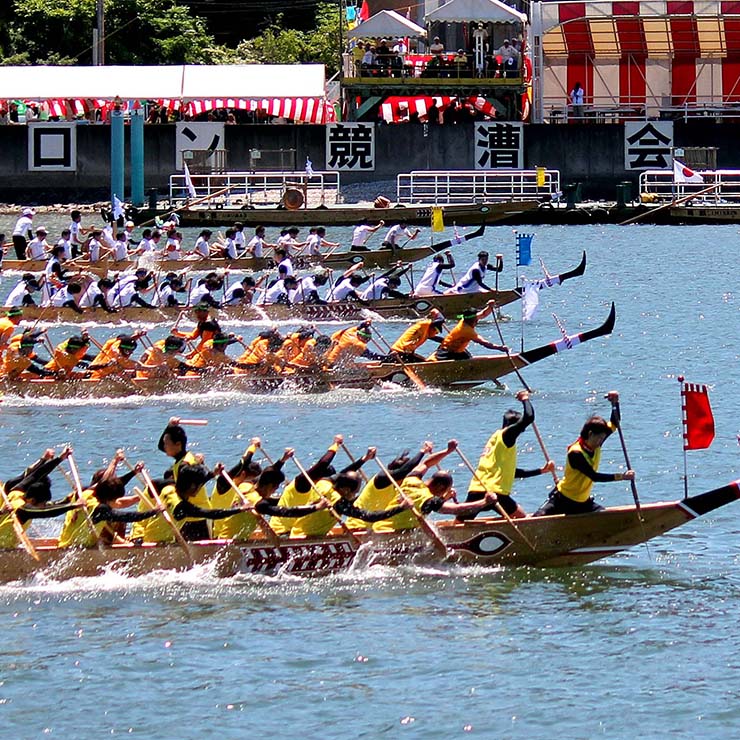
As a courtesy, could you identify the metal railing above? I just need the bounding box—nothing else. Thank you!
[168,171,341,208]
[397,170,560,204]
[638,169,740,202]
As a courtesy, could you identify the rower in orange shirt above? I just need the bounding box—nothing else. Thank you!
[88,335,141,380]
[44,333,96,377]
[390,309,446,362]
[0,307,24,352]
[0,331,55,380]
[233,328,284,375]
[324,322,384,369]
[186,332,241,376]
[136,336,188,379]
[428,301,507,361]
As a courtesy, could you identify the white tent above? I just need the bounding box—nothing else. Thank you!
[0,64,326,100]
[425,0,527,24]
[348,10,426,39]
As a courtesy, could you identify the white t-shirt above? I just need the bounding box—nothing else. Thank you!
[5,282,30,306]
[13,216,33,237]
[234,231,246,254]
[26,238,47,259]
[111,241,128,261]
[413,262,444,296]
[384,225,411,246]
[50,286,77,307]
[449,261,487,294]
[79,282,101,308]
[222,238,238,260]
[189,284,212,306]
[193,237,210,258]
[305,234,321,256]
[278,257,294,276]
[223,283,250,306]
[247,235,264,258]
[327,278,356,302]
[359,277,389,301]
[56,238,73,260]
[352,225,373,247]
[69,221,82,246]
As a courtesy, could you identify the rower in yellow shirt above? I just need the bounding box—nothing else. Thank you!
[534,391,635,516]
[372,451,497,534]
[428,301,506,361]
[390,310,446,362]
[457,390,555,520]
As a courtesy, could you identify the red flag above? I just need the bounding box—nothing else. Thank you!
[359,0,370,21]
[681,379,715,450]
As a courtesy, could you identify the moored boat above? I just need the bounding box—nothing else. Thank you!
[0,303,615,397]
[2,480,737,583]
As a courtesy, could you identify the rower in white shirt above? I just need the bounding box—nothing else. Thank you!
[446,251,503,294]
[351,219,384,252]
[412,251,456,296]
[246,226,272,258]
[26,228,49,260]
[233,223,246,256]
[4,274,42,307]
[56,230,73,261]
[220,229,238,260]
[111,235,129,262]
[223,276,257,306]
[86,231,105,262]
[381,222,420,250]
[259,275,299,305]
[192,230,212,259]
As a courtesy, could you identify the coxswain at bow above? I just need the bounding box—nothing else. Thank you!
[428,302,507,361]
[324,322,385,370]
[136,336,188,379]
[412,251,456,296]
[534,391,635,516]
[373,440,498,533]
[269,435,379,536]
[0,330,55,380]
[457,390,555,521]
[0,447,80,550]
[44,333,96,378]
[212,442,327,541]
[141,464,249,544]
[389,309,446,362]
[445,251,503,294]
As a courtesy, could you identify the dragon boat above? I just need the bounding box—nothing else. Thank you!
[2,480,737,583]
[11,252,587,325]
[0,225,486,274]
[0,304,615,398]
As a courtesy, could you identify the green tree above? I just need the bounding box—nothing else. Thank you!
[4,0,215,65]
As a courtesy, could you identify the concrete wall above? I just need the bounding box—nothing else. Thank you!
[0,121,738,203]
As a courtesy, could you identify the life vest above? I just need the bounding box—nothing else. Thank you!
[345,476,396,530]
[58,489,107,548]
[212,482,261,541]
[0,492,27,549]
[557,439,602,503]
[468,429,516,496]
[373,476,432,533]
[270,478,334,535]
[290,487,341,538]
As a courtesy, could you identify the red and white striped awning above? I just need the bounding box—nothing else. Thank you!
[540,1,740,105]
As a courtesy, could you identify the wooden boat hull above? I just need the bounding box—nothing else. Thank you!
[11,289,522,325]
[0,224,488,274]
[3,480,738,583]
[10,252,586,325]
[0,303,614,398]
[170,200,541,228]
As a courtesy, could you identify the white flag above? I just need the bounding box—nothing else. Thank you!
[673,159,704,184]
[183,161,197,198]
[305,157,314,177]
[112,194,125,220]
[521,280,541,321]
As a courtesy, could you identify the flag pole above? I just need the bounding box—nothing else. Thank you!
[678,375,689,500]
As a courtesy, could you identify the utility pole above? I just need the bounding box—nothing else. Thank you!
[92,0,105,65]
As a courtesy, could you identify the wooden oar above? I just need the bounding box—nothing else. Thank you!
[454,447,537,552]
[291,456,361,550]
[341,442,369,483]
[67,453,102,548]
[137,185,237,228]
[619,182,721,226]
[373,457,449,559]
[0,482,40,561]
[370,325,427,391]
[489,310,558,485]
[608,396,651,558]
[123,461,193,563]
[218,467,281,546]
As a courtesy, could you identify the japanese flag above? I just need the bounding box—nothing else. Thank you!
[673,159,704,184]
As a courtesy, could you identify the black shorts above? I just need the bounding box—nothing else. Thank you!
[456,489,518,521]
[533,490,604,517]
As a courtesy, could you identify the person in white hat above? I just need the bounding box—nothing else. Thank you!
[12,208,34,260]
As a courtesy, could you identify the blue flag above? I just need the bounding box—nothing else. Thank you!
[516,233,533,266]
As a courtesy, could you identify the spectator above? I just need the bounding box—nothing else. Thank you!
[570,82,585,120]
[430,36,444,55]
